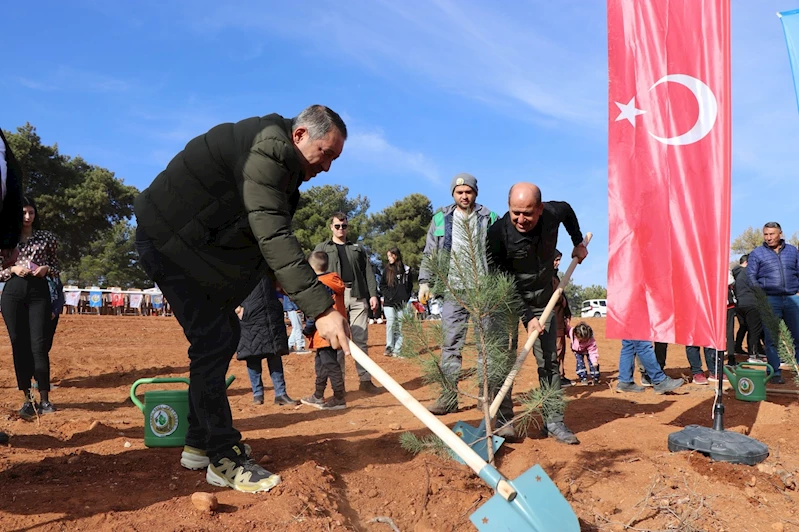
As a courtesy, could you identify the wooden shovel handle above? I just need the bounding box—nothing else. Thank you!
[488,233,592,419]
[347,340,515,500]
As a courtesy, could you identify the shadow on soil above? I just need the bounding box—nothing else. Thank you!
[58,365,190,389]
[0,429,419,525]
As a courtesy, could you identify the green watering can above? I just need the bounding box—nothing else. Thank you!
[130,375,235,447]
[723,362,773,402]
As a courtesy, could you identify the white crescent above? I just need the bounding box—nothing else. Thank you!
[648,74,718,146]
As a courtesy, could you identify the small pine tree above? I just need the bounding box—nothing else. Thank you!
[398,216,565,462]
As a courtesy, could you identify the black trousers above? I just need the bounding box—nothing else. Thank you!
[1,275,52,391]
[736,306,764,356]
[135,232,241,459]
[315,346,345,399]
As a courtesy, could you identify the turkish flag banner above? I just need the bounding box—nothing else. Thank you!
[606,0,731,349]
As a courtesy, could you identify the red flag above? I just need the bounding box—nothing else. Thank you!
[606,0,731,349]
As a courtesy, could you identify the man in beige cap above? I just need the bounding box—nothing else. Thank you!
[418,173,500,419]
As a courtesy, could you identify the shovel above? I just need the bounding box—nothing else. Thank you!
[347,340,580,531]
[452,233,592,463]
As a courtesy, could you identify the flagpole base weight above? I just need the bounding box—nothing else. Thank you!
[668,425,768,466]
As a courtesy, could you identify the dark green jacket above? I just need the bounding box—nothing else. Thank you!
[134,114,333,319]
[314,240,378,300]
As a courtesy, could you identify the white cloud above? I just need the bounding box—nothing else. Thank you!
[347,129,442,184]
[14,66,133,93]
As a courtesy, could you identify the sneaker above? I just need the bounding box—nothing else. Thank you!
[206,445,281,493]
[383,347,393,357]
[579,378,589,386]
[274,394,300,406]
[543,421,580,445]
[358,381,382,394]
[617,382,646,393]
[181,443,253,470]
[39,401,57,414]
[428,397,458,416]
[18,401,37,421]
[320,396,347,410]
[772,374,786,385]
[253,394,264,405]
[707,374,728,384]
[559,375,573,387]
[592,378,600,386]
[300,395,325,409]
[692,373,709,385]
[641,374,653,387]
[495,423,520,442]
[294,349,312,355]
[653,376,684,394]
[748,356,760,363]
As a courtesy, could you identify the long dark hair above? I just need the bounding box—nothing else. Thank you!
[384,247,405,287]
[22,196,41,231]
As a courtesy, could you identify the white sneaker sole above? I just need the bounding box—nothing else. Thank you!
[181,443,252,470]
[205,467,281,493]
[300,398,324,409]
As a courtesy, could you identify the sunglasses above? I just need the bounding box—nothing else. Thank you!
[333,223,349,229]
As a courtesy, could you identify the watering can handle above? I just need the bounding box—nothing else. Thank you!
[488,232,593,419]
[347,340,516,502]
[129,375,235,411]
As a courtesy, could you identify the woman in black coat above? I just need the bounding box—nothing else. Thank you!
[236,275,299,405]
[379,247,413,357]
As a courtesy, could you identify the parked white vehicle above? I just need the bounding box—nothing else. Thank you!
[581,299,607,318]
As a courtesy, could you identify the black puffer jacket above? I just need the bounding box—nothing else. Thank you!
[732,264,757,308]
[487,201,583,308]
[134,114,332,317]
[236,275,289,359]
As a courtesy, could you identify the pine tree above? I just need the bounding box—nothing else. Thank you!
[398,217,565,463]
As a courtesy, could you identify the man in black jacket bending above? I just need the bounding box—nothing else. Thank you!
[487,182,587,445]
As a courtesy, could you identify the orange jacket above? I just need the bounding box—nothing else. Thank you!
[308,272,346,349]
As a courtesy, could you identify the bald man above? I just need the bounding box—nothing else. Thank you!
[487,183,586,445]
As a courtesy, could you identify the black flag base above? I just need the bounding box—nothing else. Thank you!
[667,350,769,466]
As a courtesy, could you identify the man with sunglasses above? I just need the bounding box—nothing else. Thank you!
[315,212,381,393]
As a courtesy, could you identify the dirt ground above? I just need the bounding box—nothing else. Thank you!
[1,316,798,531]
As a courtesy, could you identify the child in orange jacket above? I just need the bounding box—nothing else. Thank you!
[300,251,348,410]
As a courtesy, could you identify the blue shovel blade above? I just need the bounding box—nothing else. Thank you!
[451,420,504,464]
[470,464,579,532]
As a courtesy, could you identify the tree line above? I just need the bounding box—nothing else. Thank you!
[11,123,785,297]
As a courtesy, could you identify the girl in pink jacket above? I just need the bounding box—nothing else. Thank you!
[568,322,600,385]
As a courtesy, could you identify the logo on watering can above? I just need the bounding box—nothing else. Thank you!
[150,404,179,437]
[738,377,754,397]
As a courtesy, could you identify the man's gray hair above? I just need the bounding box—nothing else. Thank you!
[764,221,782,231]
[292,105,348,140]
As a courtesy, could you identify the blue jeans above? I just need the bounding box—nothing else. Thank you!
[384,306,403,352]
[245,356,286,398]
[763,295,799,377]
[287,310,305,350]
[685,345,720,376]
[619,340,667,384]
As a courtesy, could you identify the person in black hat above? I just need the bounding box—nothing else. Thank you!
[418,173,502,420]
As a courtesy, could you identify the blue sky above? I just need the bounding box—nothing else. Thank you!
[2,0,798,288]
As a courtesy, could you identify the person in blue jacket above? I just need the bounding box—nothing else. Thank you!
[746,221,799,385]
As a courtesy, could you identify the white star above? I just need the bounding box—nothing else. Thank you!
[614,97,646,126]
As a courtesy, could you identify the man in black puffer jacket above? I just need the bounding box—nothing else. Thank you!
[134,105,351,493]
[487,182,586,445]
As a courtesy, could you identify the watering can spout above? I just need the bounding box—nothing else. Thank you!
[723,365,738,389]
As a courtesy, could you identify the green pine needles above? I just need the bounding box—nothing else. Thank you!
[397,216,566,462]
